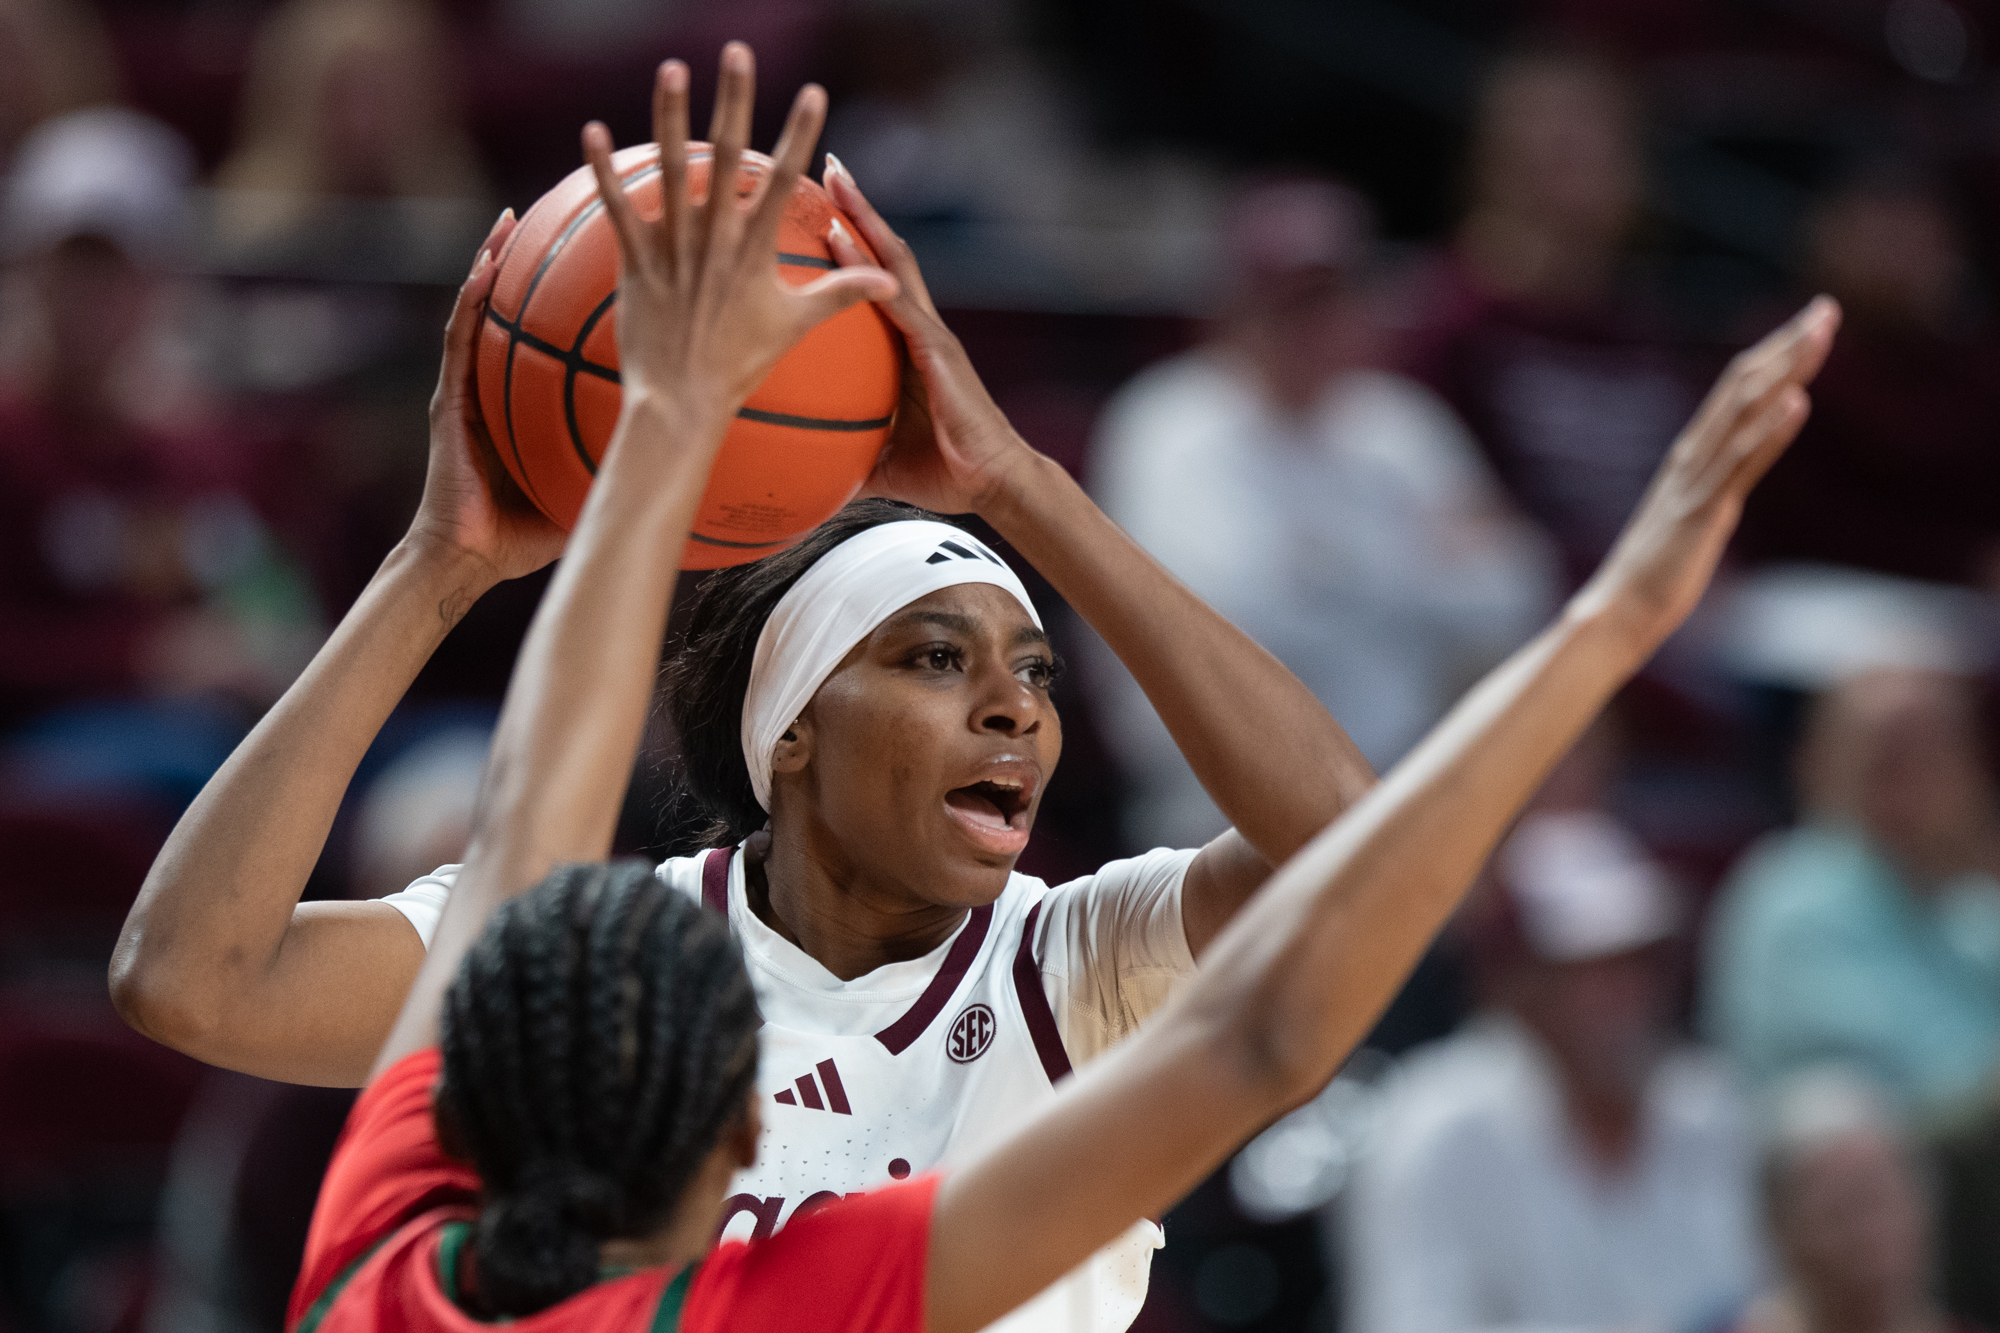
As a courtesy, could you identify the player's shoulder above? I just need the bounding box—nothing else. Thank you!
[1040,846,1200,907]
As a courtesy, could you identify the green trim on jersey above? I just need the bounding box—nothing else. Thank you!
[295,1234,393,1333]
[432,1218,697,1332]
[647,1264,697,1333]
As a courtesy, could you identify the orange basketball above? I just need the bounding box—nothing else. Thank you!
[476,141,900,568]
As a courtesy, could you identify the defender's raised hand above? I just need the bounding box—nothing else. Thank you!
[1579,295,1841,655]
[579,46,897,438]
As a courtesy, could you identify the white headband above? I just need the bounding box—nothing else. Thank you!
[741,521,1043,811]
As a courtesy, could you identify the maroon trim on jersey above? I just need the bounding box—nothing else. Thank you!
[873,904,993,1055]
[1012,901,1074,1086]
[701,847,732,914]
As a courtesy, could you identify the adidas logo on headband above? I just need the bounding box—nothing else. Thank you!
[926,538,1005,567]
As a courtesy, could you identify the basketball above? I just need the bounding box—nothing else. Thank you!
[476,141,900,569]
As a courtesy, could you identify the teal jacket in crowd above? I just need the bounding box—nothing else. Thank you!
[1704,822,2000,1118]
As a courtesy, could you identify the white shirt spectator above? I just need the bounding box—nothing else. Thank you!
[1341,1014,1764,1333]
[1090,351,1555,846]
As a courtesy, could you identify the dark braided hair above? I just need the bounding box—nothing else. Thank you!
[435,861,760,1317]
[663,497,970,847]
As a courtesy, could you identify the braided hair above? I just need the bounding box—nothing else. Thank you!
[663,497,969,847]
[435,861,761,1317]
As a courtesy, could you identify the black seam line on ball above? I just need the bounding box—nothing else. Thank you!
[688,530,797,549]
[485,310,893,433]
[735,406,893,431]
[777,252,836,269]
[494,157,664,509]
[564,290,621,477]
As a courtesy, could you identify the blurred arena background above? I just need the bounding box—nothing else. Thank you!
[4,1,2000,1331]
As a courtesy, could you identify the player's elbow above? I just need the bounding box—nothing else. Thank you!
[108,932,227,1056]
[1208,996,1337,1121]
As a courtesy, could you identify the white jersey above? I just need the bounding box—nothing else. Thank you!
[382,843,1200,1333]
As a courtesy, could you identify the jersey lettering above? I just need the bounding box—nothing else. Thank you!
[948,1003,996,1063]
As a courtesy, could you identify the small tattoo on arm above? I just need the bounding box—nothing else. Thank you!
[439,587,477,628]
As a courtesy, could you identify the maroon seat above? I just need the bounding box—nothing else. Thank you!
[0,797,172,949]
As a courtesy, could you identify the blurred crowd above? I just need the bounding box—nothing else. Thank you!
[4,2,2000,1333]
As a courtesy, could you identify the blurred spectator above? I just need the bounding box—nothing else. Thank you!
[1341,809,1763,1333]
[0,108,318,795]
[1704,669,2000,1118]
[0,0,116,170]
[1090,176,1554,847]
[1737,170,2000,589]
[211,0,490,278]
[349,725,488,902]
[1726,1067,1982,1333]
[1402,44,1701,585]
[1933,1095,2000,1330]
[817,1,1220,310]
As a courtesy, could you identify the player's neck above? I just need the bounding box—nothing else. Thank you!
[746,828,971,981]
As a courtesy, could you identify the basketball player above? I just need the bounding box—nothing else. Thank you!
[113,43,1374,1333]
[285,52,1841,1333]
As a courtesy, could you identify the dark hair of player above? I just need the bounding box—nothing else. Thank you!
[433,861,760,1317]
[662,496,964,847]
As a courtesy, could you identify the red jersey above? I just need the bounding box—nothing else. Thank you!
[287,1049,936,1333]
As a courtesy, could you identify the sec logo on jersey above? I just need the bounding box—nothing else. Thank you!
[947,1003,996,1063]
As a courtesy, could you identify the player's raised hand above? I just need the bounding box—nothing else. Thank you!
[580,45,897,439]
[823,157,1036,516]
[1578,295,1840,654]
[413,211,568,583]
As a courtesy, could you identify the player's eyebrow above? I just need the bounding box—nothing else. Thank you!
[883,610,1048,649]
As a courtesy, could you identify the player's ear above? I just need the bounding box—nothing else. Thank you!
[770,714,812,776]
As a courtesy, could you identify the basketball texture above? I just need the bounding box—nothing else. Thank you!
[476,141,900,568]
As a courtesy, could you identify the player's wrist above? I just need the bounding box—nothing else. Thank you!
[1557,575,1670,676]
[383,532,505,629]
[972,444,1065,526]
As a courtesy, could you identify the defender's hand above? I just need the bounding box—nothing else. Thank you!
[580,48,897,444]
[823,158,1037,516]
[1578,295,1841,654]
[411,211,568,583]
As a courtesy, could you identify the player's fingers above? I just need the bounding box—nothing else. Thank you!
[791,265,899,331]
[1726,383,1812,492]
[651,61,691,268]
[746,84,825,256]
[582,122,645,271]
[823,155,938,315]
[1783,295,1841,387]
[478,206,518,266]
[702,42,754,258]
[445,220,507,349]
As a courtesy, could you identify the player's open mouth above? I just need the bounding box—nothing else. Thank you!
[943,777,1033,855]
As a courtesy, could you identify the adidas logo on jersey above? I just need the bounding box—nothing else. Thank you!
[924,537,1004,567]
[774,1058,852,1114]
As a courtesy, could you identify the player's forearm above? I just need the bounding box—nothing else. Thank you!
[111,535,497,1044]
[375,399,727,1076]
[980,449,1374,858]
[453,399,723,910]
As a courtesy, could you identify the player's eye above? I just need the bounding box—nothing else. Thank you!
[1017,655,1063,691]
[912,644,964,673]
